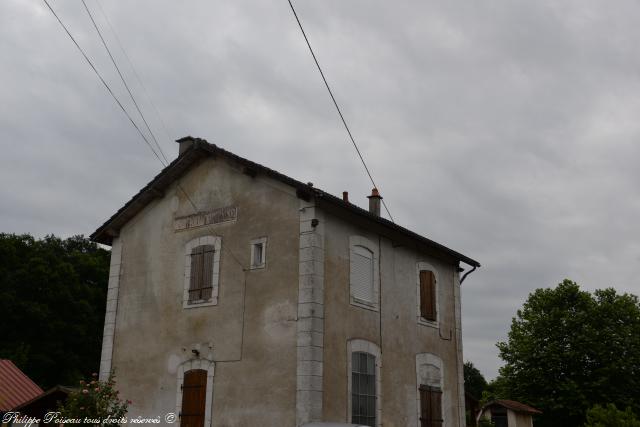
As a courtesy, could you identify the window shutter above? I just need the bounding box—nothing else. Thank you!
[180,369,207,427]
[419,385,442,427]
[352,246,374,302]
[201,245,214,300]
[189,245,214,302]
[419,385,430,427]
[431,388,443,427]
[420,270,436,321]
[189,246,204,302]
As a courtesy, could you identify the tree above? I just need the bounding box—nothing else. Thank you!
[584,404,640,427]
[464,361,488,399]
[0,234,109,389]
[496,280,640,427]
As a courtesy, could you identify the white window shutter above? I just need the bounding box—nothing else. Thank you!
[351,245,374,302]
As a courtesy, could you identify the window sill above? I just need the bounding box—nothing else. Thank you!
[418,317,438,328]
[183,297,218,309]
[350,297,379,312]
[249,263,266,270]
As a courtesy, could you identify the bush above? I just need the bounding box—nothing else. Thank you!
[57,372,129,425]
[584,404,640,427]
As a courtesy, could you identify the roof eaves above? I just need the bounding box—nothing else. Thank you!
[90,140,479,268]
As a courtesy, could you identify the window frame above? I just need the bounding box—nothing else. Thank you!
[347,339,382,427]
[183,236,221,309]
[416,262,439,327]
[249,237,267,270]
[349,236,380,311]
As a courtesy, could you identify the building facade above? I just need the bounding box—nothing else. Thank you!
[91,137,480,427]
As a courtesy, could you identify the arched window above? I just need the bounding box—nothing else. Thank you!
[349,236,379,310]
[348,339,381,427]
[416,262,439,326]
[416,353,444,427]
[183,236,221,308]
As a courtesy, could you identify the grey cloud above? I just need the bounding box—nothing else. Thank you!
[2,0,639,380]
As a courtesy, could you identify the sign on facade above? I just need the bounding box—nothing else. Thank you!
[174,206,237,231]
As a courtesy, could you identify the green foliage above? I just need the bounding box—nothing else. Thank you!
[464,361,488,399]
[477,418,496,427]
[496,279,640,427]
[0,233,110,388]
[58,372,129,425]
[584,404,640,427]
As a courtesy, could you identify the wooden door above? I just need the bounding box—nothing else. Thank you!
[180,369,207,427]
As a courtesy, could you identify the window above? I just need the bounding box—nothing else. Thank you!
[183,236,221,308]
[349,236,379,310]
[348,339,381,427]
[180,369,207,427]
[189,245,215,302]
[250,237,267,269]
[352,352,376,426]
[419,270,436,321]
[416,353,444,427]
[419,385,443,427]
[416,262,438,325]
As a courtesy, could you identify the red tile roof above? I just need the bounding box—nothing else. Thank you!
[489,399,542,415]
[0,360,43,411]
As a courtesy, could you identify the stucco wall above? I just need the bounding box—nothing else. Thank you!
[108,156,300,426]
[320,211,463,427]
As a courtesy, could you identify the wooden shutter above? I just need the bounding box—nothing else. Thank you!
[420,270,436,321]
[419,385,430,427]
[352,245,374,302]
[201,245,214,300]
[189,245,214,302]
[180,369,207,427]
[419,385,443,427]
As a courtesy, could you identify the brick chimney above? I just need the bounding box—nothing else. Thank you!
[367,188,382,216]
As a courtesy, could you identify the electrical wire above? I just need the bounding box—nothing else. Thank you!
[41,0,165,165]
[286,0,394,222]
[81,0,169,165]
[94,0,177,150]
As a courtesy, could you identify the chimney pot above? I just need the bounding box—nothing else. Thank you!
[342,191,349,203]
[367,188,382,216]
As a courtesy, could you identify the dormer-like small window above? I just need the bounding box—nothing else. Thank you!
[250,237,267,269]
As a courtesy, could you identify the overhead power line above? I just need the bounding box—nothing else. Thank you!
[286,0,394,222]
[81,0,169,165]
[42,0,164,165]
[94,0,177,151]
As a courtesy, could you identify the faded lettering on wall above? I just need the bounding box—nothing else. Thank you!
[174,206,237,231]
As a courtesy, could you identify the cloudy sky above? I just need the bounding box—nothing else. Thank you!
[2,0,640,379]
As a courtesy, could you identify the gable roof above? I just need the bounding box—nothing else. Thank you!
[0,359,43,412]
[91,137,479,268]
[485,399,542,415]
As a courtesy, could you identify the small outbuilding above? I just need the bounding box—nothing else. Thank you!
[478,399,542,427]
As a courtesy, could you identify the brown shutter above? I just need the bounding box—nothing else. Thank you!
[419,385,430,427]
[180,369,207,427]
[201,245,215,300]
[419,385,443,427]
[431,388,443,427]
[420,270,436,321]
[189,247,203,302]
